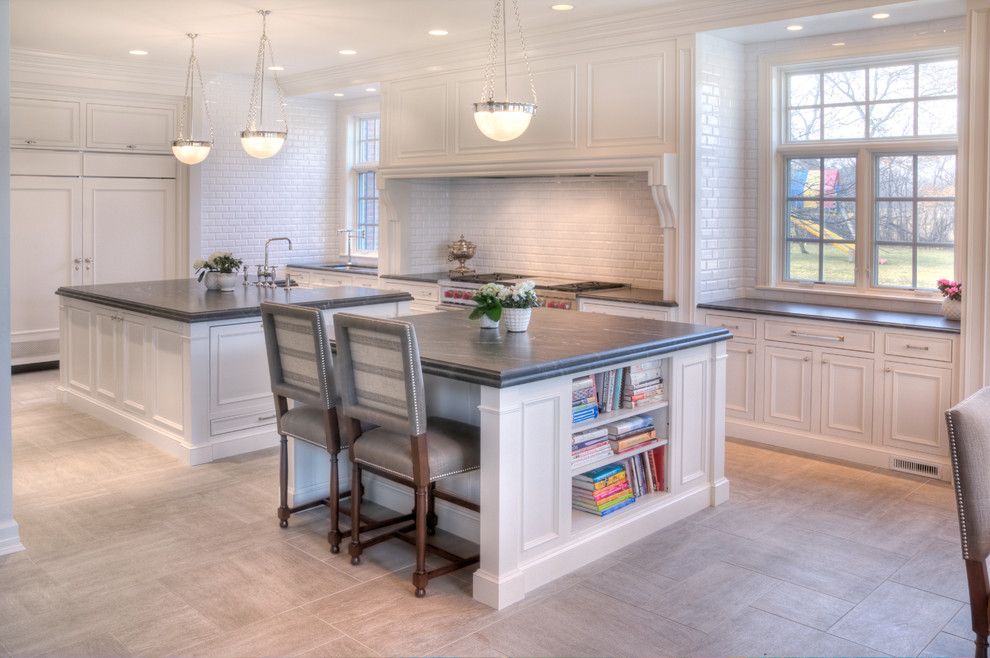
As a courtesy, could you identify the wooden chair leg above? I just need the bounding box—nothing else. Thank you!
[277,434,290,528]
[349,463,363,565]
[327,451,341,553]
[413,485,429,597]
[966,559,989,658]
[426,482,438,536]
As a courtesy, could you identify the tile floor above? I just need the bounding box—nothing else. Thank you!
[0,370,975,657]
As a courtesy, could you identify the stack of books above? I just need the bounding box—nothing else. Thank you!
[572,375,599,424]
[606,414,657,454]
[594,368,626,413]
[622,360,665,408]
[622,444,666,496]
[572,463,636,516]
[571,426,612,469]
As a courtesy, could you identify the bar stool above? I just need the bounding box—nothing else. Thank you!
[333,312,481,597]
[260,301,351,553]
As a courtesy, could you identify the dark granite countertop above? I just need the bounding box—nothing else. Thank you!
[56,279,412,323]
[578,288,677,307]
[286,262,378,276]
[379,272,448,284]
[375,308,730,388]
[697,298,960,334]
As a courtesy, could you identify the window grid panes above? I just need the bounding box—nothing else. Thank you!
[874,153,956,290]
[351,115,380,253]
[355,116,380,165]
[786,59,958,143]
[356,171,379,253]
[784,156,858,284]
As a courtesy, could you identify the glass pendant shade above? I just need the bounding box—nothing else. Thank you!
[172,139,212,165]
[473,101,536,142]
[173,34,214,165]
[242,10,288,159]
[239,130,286,159]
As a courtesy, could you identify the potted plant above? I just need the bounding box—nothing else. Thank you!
[937,279,962,320]
[470,283,506,329]
[194,251,244,292]
[501,280,540,332]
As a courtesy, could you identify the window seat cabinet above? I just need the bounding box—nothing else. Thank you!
[698,308,958,480]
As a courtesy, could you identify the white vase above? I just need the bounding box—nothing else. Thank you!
[204,271,239,292]
[479,313,500,329]
[942,297,962,321]
[503,307,532,332]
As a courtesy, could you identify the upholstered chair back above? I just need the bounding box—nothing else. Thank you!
[260,302,337,410]
[946,388,990,561]
[333,313,427,436]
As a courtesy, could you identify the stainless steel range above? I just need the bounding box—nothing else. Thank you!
[438,273,625,311]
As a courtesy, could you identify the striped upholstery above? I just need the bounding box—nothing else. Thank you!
[261,302,336,410]
[334,313,426,436]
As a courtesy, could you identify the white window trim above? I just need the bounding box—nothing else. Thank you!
[344,111,380,259]
[756,38,961,303]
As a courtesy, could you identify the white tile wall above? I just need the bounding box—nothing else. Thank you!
[695,32,754,303]
[400,174,664,289]
[198,74,337,271]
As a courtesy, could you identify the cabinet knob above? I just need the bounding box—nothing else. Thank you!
[822,359,830,364]
[747,349,754,354]
[803,356,810,362]
[885,367,892,373]
[24,139,36,145]
[126,144,138,149]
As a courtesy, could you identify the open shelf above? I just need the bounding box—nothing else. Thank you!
[572,398,669,432]
[571,438,669,476]
[570,490,671,535]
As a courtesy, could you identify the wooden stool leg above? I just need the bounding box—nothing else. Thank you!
[966,559,989,658]
[426,482,438,536]
[413,485,429,597]
[327,451,341,553]
[349,463,363,565]
[277,434,290,528]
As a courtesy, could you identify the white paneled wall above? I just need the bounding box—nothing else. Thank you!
[400,174,663,289]
[198,74,337,270]
[695,32,754,303]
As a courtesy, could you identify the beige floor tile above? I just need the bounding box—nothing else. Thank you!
[432,633,509,658]
[578,558,677,610]
[32,633,132,658]
[619,521,749,581]
[695,493,804,539]
[920,631,978,657]
[296,634,382,658]
[178,609,343,657]
[830,581,962,656]
[890,538,971,602]
[906,481,959,515]
[0,552,65,627]
[943,603,978,641]
[750,580,855,631]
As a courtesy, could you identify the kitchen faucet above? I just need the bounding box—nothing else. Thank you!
[258,237,293,287]
[337,228,365,266]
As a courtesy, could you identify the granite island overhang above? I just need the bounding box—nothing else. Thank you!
[55,279,413,465]
[292,308,731,609]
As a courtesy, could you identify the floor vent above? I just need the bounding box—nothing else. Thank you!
[890,457,942,480]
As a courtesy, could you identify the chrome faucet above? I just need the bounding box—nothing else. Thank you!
[259,237,293,287]
[337,228,366,266]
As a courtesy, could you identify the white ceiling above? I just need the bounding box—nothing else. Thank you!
[10,0,671,76]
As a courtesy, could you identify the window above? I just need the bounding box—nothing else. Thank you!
[776,55,958,292]
[349,114,380,255]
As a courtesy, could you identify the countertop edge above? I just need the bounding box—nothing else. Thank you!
[697,300,960,334]
[577,291,678,308]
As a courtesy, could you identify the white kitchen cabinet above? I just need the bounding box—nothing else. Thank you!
[309,272,354,287]
[762,345,814,432]
[10,97,81,148]
[85,103,175,153]
[882,360,952,456]
[209,321,272,425]
[10,176,83,365]
[379,279,440,315]
[92,309,148,416]
[577,298,672,321]
[725,340,757,421]
[820,352,874,443]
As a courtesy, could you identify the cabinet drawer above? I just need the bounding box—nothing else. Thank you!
[311,273,352,287]
[706,313,756,339]
[764,319,874,353]
[380,280,439,301]
[286,270,311,287]
[211,409,277,437]
[884,333,953,363]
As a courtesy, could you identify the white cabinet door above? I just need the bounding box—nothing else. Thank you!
[83,178,177,284]
[11,176,83,363]
[820,352,874,443]
[725,340,756,421]
[209,321,273,420]
[762,345,814,432]
[119,313,148,415]
[11,97,81,148]
[387,80,449,163]
[578,299,671,320]
[93,309,120,404]
[882,361,952,455]
[86,103,175,152]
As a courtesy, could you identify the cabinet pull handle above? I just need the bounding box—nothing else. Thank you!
[24,139,36,145]
[790,330,845,342]
[803,356,810,362]
[747,348,754,354]
[126,144,138,149]
[904,344,930,351]
[721,323,740,330]
[258,414,277,421]
[885,367,892,373]
[822,359,830,364]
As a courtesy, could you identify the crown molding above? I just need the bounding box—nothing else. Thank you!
[281,0,890,96]
[11,48,187,96]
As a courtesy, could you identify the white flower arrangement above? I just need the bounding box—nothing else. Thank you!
[502,280,540,309]
[193,251,243,281]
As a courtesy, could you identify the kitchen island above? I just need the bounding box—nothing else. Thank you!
[293,308,731,609]
[55,280,412,465]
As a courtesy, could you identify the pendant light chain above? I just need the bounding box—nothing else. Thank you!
[176,33,215,144]
[246,9,288,133]
[479,0,537,106]
[511,0,538,106]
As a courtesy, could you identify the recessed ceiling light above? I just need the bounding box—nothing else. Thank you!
[365,88,378,93]
[333,92,344,97]
[267,65,284,71]
[832,41,846,46]
[786,24,803,31]
[872,12,890,19]
[428,29,449,36]
[551,4,574,10]
[338,49,357,55]
[128,49,148,55]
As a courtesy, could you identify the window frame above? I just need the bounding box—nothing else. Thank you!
[347,112,381,257]
[762,47,960,299]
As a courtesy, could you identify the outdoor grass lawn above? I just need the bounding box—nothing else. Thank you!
[786,243,953,289]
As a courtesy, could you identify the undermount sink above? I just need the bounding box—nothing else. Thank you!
[324,264,378,274]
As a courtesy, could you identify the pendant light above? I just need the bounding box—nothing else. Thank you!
[172,33,214,165]
[473,0,538,142]
[241,9,288,159]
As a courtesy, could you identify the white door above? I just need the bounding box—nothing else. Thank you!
[882,361,952,455]
[10,176,83,363]
[725,340,756,420]
[762,345,814,432]
[83,178,177,284]
[93,309,120,404]
[820,352,874,443]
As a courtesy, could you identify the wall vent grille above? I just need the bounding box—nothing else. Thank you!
[890,457,942,480]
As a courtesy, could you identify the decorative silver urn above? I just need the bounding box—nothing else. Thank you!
[447,234,477,275]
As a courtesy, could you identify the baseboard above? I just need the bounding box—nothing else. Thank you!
[727,419,951,481]
[11,360,59,374]
[0,519,25,556]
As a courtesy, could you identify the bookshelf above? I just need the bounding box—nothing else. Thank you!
[571,490,671,535]
[570,437,668,476]
[572,398,669,433]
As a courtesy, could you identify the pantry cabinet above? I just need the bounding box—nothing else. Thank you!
[85,103,175,152]
[10,97,81,148]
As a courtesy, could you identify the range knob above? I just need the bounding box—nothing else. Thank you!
[548,301,559,309]
[444,290,454,298]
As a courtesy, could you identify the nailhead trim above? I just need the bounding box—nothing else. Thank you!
[945,410,971,560]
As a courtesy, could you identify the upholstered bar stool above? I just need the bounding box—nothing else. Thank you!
[333,312,481,597]
[946,387,990,658]
[260,301,351,553]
